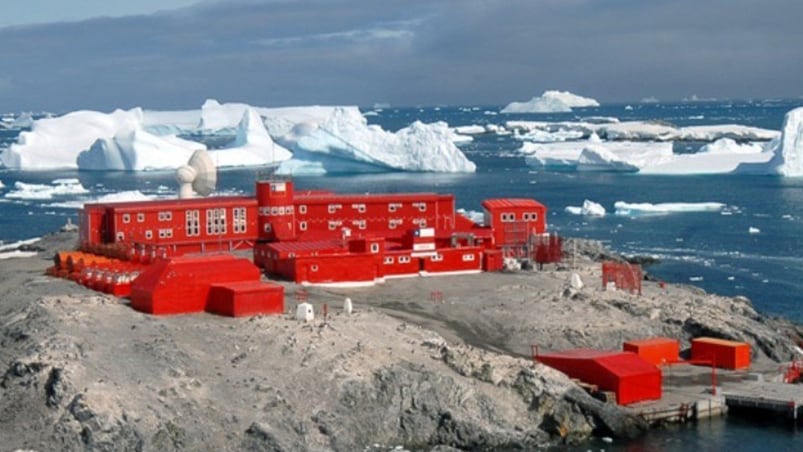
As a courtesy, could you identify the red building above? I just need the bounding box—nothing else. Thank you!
[64,177,558,313]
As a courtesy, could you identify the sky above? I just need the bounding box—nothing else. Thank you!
[0,0,802,112]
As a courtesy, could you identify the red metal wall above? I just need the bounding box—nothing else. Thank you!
[691,337,751,370]
[130,254,261,315]
[623,338,680,366]
[207,281,285,317]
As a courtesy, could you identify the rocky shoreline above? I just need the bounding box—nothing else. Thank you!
[1,231,801,451]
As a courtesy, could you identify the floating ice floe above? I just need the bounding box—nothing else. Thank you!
[565,200,606,217]
[47,190,154,209]
[501,90,600,114]
[614,201,725,216]
[521,106,803,176]
[4,179,89,200]
[748,227,761,234]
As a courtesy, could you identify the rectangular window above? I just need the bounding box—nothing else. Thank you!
[299,221,308,231]
[399,256,411,263]
[328,204,342,214]
[462,253,476,262]
[432,254,444,262]
[233,207,247,233]
[145,230,153,239]
[384,257,394,264]
[206,208,227,235]
[122,213,131,224]
[185,210,200,237]
[137,213,145,223]
[299,205,307,214]
[388,203,401,213]
[158,211,173,222]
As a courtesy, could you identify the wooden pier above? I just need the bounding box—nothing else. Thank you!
[723,381,803,420]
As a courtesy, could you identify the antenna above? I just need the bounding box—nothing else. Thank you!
[177,149,217,199]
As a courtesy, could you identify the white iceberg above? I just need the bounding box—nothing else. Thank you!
[639,139,773,175]
[501,90,600,114]
[522,136,674,172]
[77,128,203,171]
[508,120,779,143]
[47,190,154,209]
[748,227,761,234]
[1,108,144,170]
[764,107,803,177]
[614,201,725,216]
[210,108,293,168]
[275,107,476,175]
[565,200,606,217]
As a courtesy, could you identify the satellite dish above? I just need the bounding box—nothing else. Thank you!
[177,149,217,198]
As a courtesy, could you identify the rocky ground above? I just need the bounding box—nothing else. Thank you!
[1,232,801,451]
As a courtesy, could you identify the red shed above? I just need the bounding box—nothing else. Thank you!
[536,349,662,405]
[623,337,680,366]
[130,254,261,315]
[481,198,546,248]
[207,281,285,317]
[691,337,751,370]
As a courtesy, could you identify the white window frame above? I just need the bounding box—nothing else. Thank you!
[233,207,247,234]
[185,210,200,237]
[122,213,131,224]
[370,243,380,253]
[299,221,308,231]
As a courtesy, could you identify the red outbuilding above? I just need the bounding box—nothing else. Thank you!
[207,281,285,317]
[130,254,262,315]
[623,337,680,366]
[536,349,662,405]
[691,337,751,370]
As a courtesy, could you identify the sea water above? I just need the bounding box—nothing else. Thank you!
[1,100,803,449]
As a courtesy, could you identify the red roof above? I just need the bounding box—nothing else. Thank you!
[265,239,346,254]
[595,353,660,378]
[482,198,546,210]
[89,196,255,211]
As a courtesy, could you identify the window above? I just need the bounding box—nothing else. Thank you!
[431,254,443,262]
[352,203,366,213]
[206,208,227,235]
[501,212,516,222]
[233,207,247,233]
[352,219,366,230]
[116,232,125,241]
[413,202,427,212]
[185,210,200,237]
[137,213,145,223]
[311,264,319,272]
[523,212,539,221]
[158,229,173,239]
[158,211,173,222]
[370,243,380,253]
[145,230,153,239]
[299,205,307,214]
[299,221,307,231]
[264,223,272,233]
[388,203,401,212]
[328,220,342,230]
[384,257,394,264]
[462,253,476,262]
[399,256,411,263]
[122,213,131,224]
[413,218,427,227]
[328,204,341,214]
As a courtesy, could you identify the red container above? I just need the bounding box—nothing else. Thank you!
[537,349,661,405]
[623,337,680,366]
[130,254,261,315]
[207,281,285,317]
[691,337,751,370]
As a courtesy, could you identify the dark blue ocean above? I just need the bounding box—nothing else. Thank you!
[2,100,803,449]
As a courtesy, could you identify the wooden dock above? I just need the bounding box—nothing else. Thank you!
[723,381,803,420]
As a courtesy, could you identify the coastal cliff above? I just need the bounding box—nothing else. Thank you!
[0,231,800,451]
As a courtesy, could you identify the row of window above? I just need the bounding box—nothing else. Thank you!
[499,212,539,222]
[294,202,429,215]
[258,206,295,216]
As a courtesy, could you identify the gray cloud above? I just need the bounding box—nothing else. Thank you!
[0,0,801,112]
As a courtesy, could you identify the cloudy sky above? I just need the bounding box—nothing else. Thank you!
[0,0,801,112]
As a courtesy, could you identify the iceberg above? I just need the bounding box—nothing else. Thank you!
[764,107,803,177]
[47,190,154,209]
[522,136,674,172]
[0,108,144,170]
[210,108,293,168]
[78,128,202,171]
[639,139,773,175]
[565,200,606,217]
[501,90,600,114]
[614,201,725,216]
[508,120,779,143]
[275,107,476,175]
